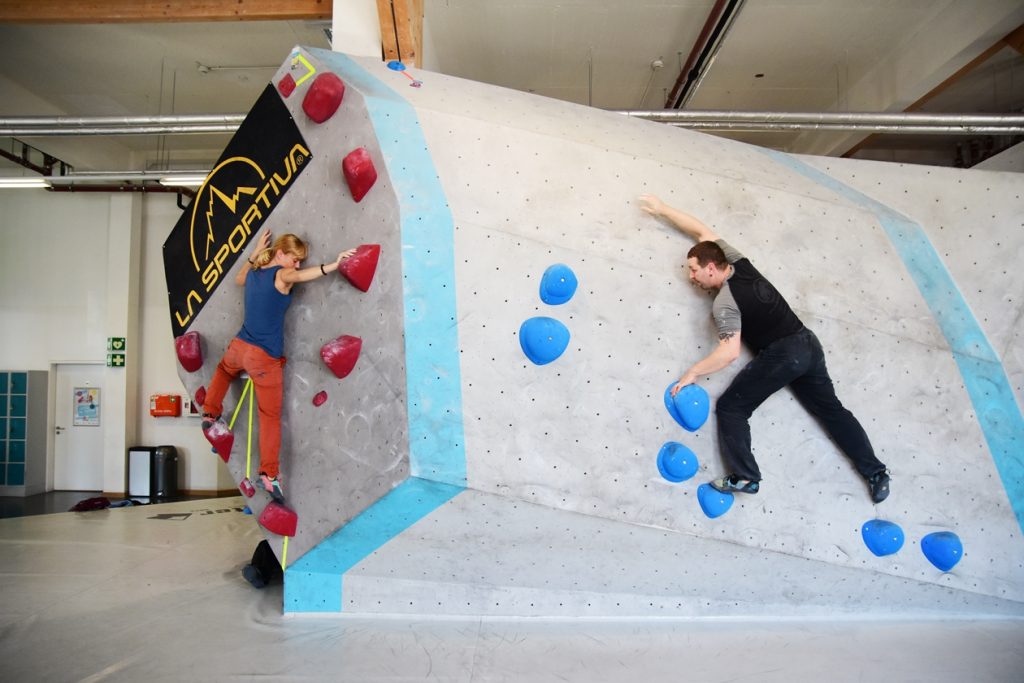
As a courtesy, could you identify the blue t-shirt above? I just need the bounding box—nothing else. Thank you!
[237,266,291,358]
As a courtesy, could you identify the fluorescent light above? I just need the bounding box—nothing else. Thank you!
[159,174,208,188]
[0,177,51,188]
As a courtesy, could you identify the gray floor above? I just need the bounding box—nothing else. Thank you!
[0,490,219,519]
[1,496,1022,682]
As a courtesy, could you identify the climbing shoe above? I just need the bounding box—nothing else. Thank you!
[260,473,285,504]
[868,470,890,504]
[200,413,222,432]
[242,563,266,589]
[709,474,760,495]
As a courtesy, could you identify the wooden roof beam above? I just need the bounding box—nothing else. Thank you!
[376,0,422,67]
[0,0,332,23]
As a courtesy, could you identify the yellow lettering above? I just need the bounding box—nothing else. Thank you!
[228,222,249,252]
[202,262,219,292]
[174,290,203,325]
[213,243,231,274]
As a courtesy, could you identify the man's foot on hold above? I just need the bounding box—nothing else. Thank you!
[709,474,760,494]
[868,470,890,504]
[260,473,285,504]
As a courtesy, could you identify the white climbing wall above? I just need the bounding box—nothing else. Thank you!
[166,48,1024,616]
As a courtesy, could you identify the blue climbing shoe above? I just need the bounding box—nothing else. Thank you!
[709,474,760,495]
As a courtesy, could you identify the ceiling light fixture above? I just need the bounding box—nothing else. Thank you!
[0,177,51,189]
[159,174,208,188]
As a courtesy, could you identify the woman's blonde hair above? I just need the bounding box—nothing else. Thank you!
[252,233,308,268]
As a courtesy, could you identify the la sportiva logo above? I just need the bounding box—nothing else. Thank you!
[163,84,311,337]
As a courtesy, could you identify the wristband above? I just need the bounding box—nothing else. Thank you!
[320,263,326,275]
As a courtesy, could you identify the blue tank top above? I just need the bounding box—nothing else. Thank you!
[237,266,291,358]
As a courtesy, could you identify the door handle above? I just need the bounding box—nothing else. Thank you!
[55,425,65,434]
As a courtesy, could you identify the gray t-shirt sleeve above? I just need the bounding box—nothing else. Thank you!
[712,284,741,340]
[716,238,744,264]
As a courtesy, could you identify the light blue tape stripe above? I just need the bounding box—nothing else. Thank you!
[285,477,463,612]
[762,149,1024,533]
[307,50,467,487]
[281,50,467,614]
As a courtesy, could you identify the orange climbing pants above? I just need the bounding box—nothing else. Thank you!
[204,337,285,478]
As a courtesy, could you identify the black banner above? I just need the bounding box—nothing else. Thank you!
[163,84,311,337]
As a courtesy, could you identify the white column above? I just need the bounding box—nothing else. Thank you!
[102,193,142,494]
[332,0,381,57]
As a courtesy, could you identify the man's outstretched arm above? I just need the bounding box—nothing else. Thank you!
[639,194,720,243]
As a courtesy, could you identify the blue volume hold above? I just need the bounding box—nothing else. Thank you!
[921,531,964,572]
[697,483,734,519]
[672,384,710,431]
[539,263,578,305]
[664,383,686,428]
[519,317,570,365]
[657,442,699,482]
[861,519,905,557]
[386,60,406,71]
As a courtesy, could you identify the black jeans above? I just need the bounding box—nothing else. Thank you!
[716,327,885,482]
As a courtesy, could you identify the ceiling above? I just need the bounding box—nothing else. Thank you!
[1,0,1023,176]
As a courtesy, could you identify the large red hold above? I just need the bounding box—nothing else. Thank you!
[202,420,234,463]
[175,331,203,372]
[339,244,381,292]
[259,501,297,537]
[302,72,345,123]
[342,147,377,202]
[320,335,362,379]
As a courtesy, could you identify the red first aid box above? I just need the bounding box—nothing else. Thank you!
[150,394,181,417]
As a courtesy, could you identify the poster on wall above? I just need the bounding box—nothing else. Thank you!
[73,387,101,426]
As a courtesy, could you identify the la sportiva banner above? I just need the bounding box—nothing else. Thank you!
[163,84,311,337]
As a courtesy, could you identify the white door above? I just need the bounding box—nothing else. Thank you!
[54,364,105,491]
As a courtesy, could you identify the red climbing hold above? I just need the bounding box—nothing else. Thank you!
[277,73,296,98]
[259,501,297,537]
[312,390,328,406]
[239,478,255,498]
[194,386,207,407]
[302,72,345,123]
[202,420,234,463]
[320,335,362,379]
[342,147,377,202]
[175,331,203,372]
[339,244,381,292]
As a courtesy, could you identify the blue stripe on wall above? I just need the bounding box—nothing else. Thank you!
[284,50,468,613]
[763,149,1024,534]
[286,477,463,612]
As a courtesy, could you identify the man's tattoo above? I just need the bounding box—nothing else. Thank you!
[718,331,737,342]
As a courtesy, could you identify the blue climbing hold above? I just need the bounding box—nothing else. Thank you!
[657,442,699,483]
[861,519,905,557]
[386,60,406,71]
[672,384,710,431]
[921,531,963,571]
[697,483,733,519]
[242,506,252,515]
[519,317,571,365]
[539,263,578,305]
[664,383,685,428]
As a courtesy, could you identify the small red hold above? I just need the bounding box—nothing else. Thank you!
[203,420,234,463]
[342,147,377,202]
[239,478,255,498]
[312,390,328,406]
[339,244,381,292]
[194,386,207,407]
[320,335,362,379]
[175,331,203,372]
[302,72,345,123]
[259,501,297,537]
[277,73,296,98]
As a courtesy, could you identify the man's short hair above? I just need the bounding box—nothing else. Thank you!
[687,240,728,268]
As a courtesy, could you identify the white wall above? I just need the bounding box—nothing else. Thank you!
[0,189,230,494]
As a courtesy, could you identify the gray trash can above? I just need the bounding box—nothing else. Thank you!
[152,445,179,498]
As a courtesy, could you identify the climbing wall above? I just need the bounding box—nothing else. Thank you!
[166,47,1024,617]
